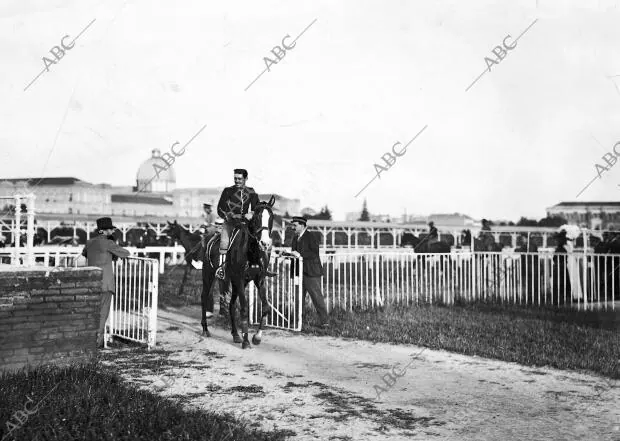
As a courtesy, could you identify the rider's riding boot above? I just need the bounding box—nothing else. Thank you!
[216,253,227,280]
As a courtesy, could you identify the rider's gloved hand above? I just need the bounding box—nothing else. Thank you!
[244,213,253,221]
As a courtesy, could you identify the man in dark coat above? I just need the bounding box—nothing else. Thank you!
[215,169,259,280]
[289,216,329,327]
[82,217,130,348]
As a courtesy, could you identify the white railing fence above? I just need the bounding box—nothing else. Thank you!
[248,255,303,331]
[0,194,35,266]
[318,251,618,312]
[106,256,159,349]
[0,245,185,274]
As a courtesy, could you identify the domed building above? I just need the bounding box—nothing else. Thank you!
[0,150,301,222]
[136,148,176,193]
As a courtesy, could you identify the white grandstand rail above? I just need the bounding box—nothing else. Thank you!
[0,244,186,273]
[7,216,620,250]
[124,246,186,273]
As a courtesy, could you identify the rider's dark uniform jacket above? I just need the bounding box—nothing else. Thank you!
[429,226,438,239]
[217,186,259,221]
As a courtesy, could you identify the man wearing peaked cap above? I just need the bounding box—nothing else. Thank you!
[289,216,329,327]
[82,217,130,348]
[291,216,307,226]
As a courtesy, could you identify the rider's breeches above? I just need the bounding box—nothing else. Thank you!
[219,222,234,253]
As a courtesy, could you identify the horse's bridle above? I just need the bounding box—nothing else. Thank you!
[248,204,274,252]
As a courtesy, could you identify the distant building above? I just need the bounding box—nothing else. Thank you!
[344,212,398,223]
[427,213,477,227]
[546,201,620,230]
[301,207,317,217]
[0,149,300,220]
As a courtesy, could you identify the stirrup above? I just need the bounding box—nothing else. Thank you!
[215,264,226,280]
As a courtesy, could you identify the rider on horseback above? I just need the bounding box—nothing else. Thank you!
[427,221,439,245]
[215,168,259,280]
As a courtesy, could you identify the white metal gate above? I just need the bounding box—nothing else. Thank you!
[248,254,303,331]
[105,256,159,349]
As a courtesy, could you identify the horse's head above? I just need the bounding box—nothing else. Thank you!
[163,221,182,242]
[251,196,276,251]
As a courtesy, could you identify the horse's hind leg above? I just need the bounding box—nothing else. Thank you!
[201,265,214,337]
[179,264,190,296]
[252,280,269,345]
[219,279,230,317]
[229,290,242,343]
[237,277,251,349]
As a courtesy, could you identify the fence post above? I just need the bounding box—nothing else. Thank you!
[471,232,476,300]
[297,256,304,331]
[375,254,381,306]
[13,195,21,265]
[26,194,35,266]
[149,259,159,349]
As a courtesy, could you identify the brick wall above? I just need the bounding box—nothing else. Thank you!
[0,266,104,372]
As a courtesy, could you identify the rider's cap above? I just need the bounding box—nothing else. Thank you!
[215,218,224,225]
[291,216,307,226]
[203,203,211,208]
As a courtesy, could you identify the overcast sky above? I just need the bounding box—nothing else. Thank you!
[2,0,620,221]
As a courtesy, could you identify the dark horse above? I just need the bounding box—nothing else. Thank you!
[163,221,207,296]
[409,234,451,253]
[201,196,276,349]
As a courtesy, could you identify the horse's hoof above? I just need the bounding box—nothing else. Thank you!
[242,340,251,349]
[252,335,261,345]
[202,328,211,337]
[232,333,242,343]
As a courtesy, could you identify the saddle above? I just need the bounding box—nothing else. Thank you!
[206,227,275,278]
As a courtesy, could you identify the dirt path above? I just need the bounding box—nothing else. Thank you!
[102,307,619,441]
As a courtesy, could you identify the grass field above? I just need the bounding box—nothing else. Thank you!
[302,303,620,379]
[0,361,292,441]
[157,265,620,379]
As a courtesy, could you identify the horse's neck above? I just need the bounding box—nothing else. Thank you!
[229,228,250,268]
[178,228,198,250]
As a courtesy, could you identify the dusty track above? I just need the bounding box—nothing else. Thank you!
[101,307,619,441]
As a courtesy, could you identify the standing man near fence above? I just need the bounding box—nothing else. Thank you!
[82,217,130,348]
[289,216,329,328]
